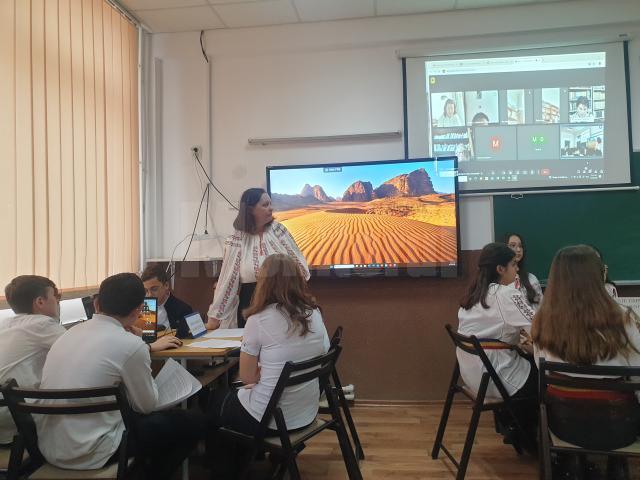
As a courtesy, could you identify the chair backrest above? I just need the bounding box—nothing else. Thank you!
[1,379,133,464]
[538,358,640,452]
[330,326,343,349]
[445,324,515,400]
[257,346,341,436]
[539,358,640,399]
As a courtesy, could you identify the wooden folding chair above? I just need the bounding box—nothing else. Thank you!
[431,324,536,480]
[219,345,363,480]
[1,379,136,480]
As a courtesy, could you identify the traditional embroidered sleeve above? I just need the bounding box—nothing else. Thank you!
[497,286,535,332]
[207,232,242,328]
[270,222,310,280]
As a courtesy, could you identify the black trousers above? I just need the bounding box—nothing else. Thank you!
[111,409,208,480]
[496,357,539,447]
[207,387,272,479]
[236,282,257,329]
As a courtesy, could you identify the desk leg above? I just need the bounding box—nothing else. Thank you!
[181,359,189,480]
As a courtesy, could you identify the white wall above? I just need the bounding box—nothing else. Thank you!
[148,0,640,259]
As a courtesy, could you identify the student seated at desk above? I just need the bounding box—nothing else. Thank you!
[208,253,330,480]
[504,233,543,310]
[0,276,66,445]
[533,245,640,451]
[37,273,205,479]
[458,243,537,446]
[141,263,194,336]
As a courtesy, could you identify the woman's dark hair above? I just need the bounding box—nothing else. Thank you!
[233,188,270,234]
[471,112,489,125]
[504,232,539,305]
[575,96,590,109]
[97,273,145,317]
[5,275,57,314]
[460,243,515,310]
[443,98,457,115]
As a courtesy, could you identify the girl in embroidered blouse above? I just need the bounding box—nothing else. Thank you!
[505,233,543,309]
[206,188,309,330]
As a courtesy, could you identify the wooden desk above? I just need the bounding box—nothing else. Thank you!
[151,336,240,360]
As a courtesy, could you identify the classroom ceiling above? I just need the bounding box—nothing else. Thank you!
[118,0,570,33]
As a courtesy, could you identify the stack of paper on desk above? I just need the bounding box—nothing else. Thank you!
[154,358,202,410]
[203,328,244,339]
[189,338,242,349]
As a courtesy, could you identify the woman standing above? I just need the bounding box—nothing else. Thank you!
[206,188,309,330]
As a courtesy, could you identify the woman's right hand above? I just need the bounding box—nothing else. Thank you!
[206,317,221,330]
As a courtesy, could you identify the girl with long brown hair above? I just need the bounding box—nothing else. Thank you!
[532,245,640,457]
[208,253,329,479]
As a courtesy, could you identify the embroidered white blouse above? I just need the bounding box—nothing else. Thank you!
[207,221,310,328]
[508,272,544,309]
[457,284,535,398]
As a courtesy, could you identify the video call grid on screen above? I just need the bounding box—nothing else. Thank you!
[267,157,460,278]
[405,43,631,192]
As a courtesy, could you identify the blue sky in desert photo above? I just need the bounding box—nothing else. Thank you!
[268,158,456,198]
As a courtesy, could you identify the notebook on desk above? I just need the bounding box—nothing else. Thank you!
[134,297,158,343]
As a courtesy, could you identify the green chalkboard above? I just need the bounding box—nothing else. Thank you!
[493,152,640,282]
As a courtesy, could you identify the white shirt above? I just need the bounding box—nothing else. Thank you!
[457,284,535,398]
[0,314,65,444]
[605,282,618,298]
[208,222,310,328]
[509,272,544,310]
[157,301,170,329]
[437,114,463,127]
[37,314,158,470]
[238,304,330,430]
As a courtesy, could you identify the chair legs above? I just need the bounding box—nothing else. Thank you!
[332,371,365,460]
[457,401,483,480]
[333,419,364,480]
[431,364,460,459]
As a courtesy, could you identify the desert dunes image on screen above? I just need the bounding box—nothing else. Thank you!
[268,159,458,269]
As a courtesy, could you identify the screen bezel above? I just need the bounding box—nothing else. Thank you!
[266,156,461,279]
[402,41,634,195]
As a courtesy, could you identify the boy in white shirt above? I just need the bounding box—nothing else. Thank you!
[0,275,65,445]
[38,273,206,479]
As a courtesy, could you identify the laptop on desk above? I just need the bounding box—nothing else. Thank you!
[134,297,158,343]
[59,296,97,328]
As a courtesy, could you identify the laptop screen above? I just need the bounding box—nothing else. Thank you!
[135,297,158,343]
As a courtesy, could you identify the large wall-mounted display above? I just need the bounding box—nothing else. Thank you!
[267,157,460,278]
